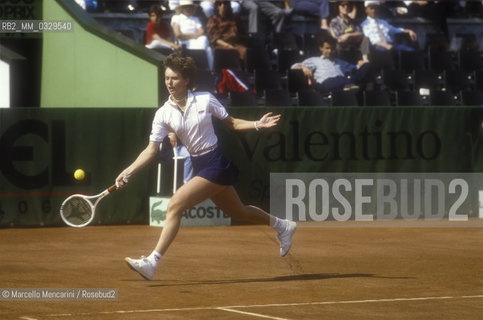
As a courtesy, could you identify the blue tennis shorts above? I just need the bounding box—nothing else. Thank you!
[191,148,238,185]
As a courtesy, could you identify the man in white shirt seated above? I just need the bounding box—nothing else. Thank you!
[291,34,374,94]
[361,0,418,51]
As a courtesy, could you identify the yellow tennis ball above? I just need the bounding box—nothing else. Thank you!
[74,169,85,180]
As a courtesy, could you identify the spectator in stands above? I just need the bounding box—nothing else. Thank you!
[291,35,373,93]
[169,0,207,23]
[285,0,330,30]
[361,0,417,51]
[239,0,292,34]
[145,5,180,51]
[171,0,214,70]
[330,1,370,62]
[206,0,248,60]
[200,0,241,18]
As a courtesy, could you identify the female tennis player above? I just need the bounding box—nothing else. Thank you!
[116,54,296,281]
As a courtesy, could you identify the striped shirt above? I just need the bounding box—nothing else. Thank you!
[291,56,357,84]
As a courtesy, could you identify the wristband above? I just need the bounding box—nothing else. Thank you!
[254,121,260,131]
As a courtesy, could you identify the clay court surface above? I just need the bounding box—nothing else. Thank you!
[1,220,482,320]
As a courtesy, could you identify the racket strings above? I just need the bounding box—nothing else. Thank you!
[62,197,93,225]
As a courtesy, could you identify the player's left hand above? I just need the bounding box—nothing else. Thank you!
[258,112,281,129]
[168,132,178,148]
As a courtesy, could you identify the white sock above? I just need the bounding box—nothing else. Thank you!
[148,250,162,266]
[270,217,286,233]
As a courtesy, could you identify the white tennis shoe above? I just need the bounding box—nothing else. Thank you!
[277,220,296,257]
[124,256,156,280]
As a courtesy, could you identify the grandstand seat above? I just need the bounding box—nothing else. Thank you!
[246,47,272,73]
[476,70,483,91]
[395,91,425,106]
[430,91,460,106]
[445,70,475,93]
[247,33,265,49]
[369,49,396,72]
[273,32,303,52]
[414,69,444,91]
[193,70,217,93]
[459,51,483,72]
[287,69,310,95]
[454,33,479,51]
[297,89,327,106]
[214,49,242,73]
[338,49,362,66]
[290,14,321,37]
[425,33,450,52]
[277,49,304,74]
[429,50,457,72]
[363,90,391,106]
[303,33,320,57]
[229,91,257,107]
[330,91,360,107]
[461,91,483,106]
[255,69,283,96]
[381,69,410,91]
[399,50,426,72]
[265,89,293,106]
[183,49,210,70]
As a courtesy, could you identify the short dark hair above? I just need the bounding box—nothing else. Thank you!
[163,54,198,89]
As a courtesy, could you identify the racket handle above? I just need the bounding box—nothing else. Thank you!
[107,184,118,193]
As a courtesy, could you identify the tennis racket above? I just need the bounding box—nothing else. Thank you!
[60,184,119,228]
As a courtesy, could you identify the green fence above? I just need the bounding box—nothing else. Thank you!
[1,107,482,227]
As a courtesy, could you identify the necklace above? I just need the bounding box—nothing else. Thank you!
[171,95,186,103]
[171,95,187,112]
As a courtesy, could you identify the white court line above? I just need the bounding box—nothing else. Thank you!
[43,306,216,317]
[217,307,290,320]
[224,294,483,309]
[36,294,483,319]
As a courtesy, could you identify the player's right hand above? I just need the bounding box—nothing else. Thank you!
[115,172,130,189]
